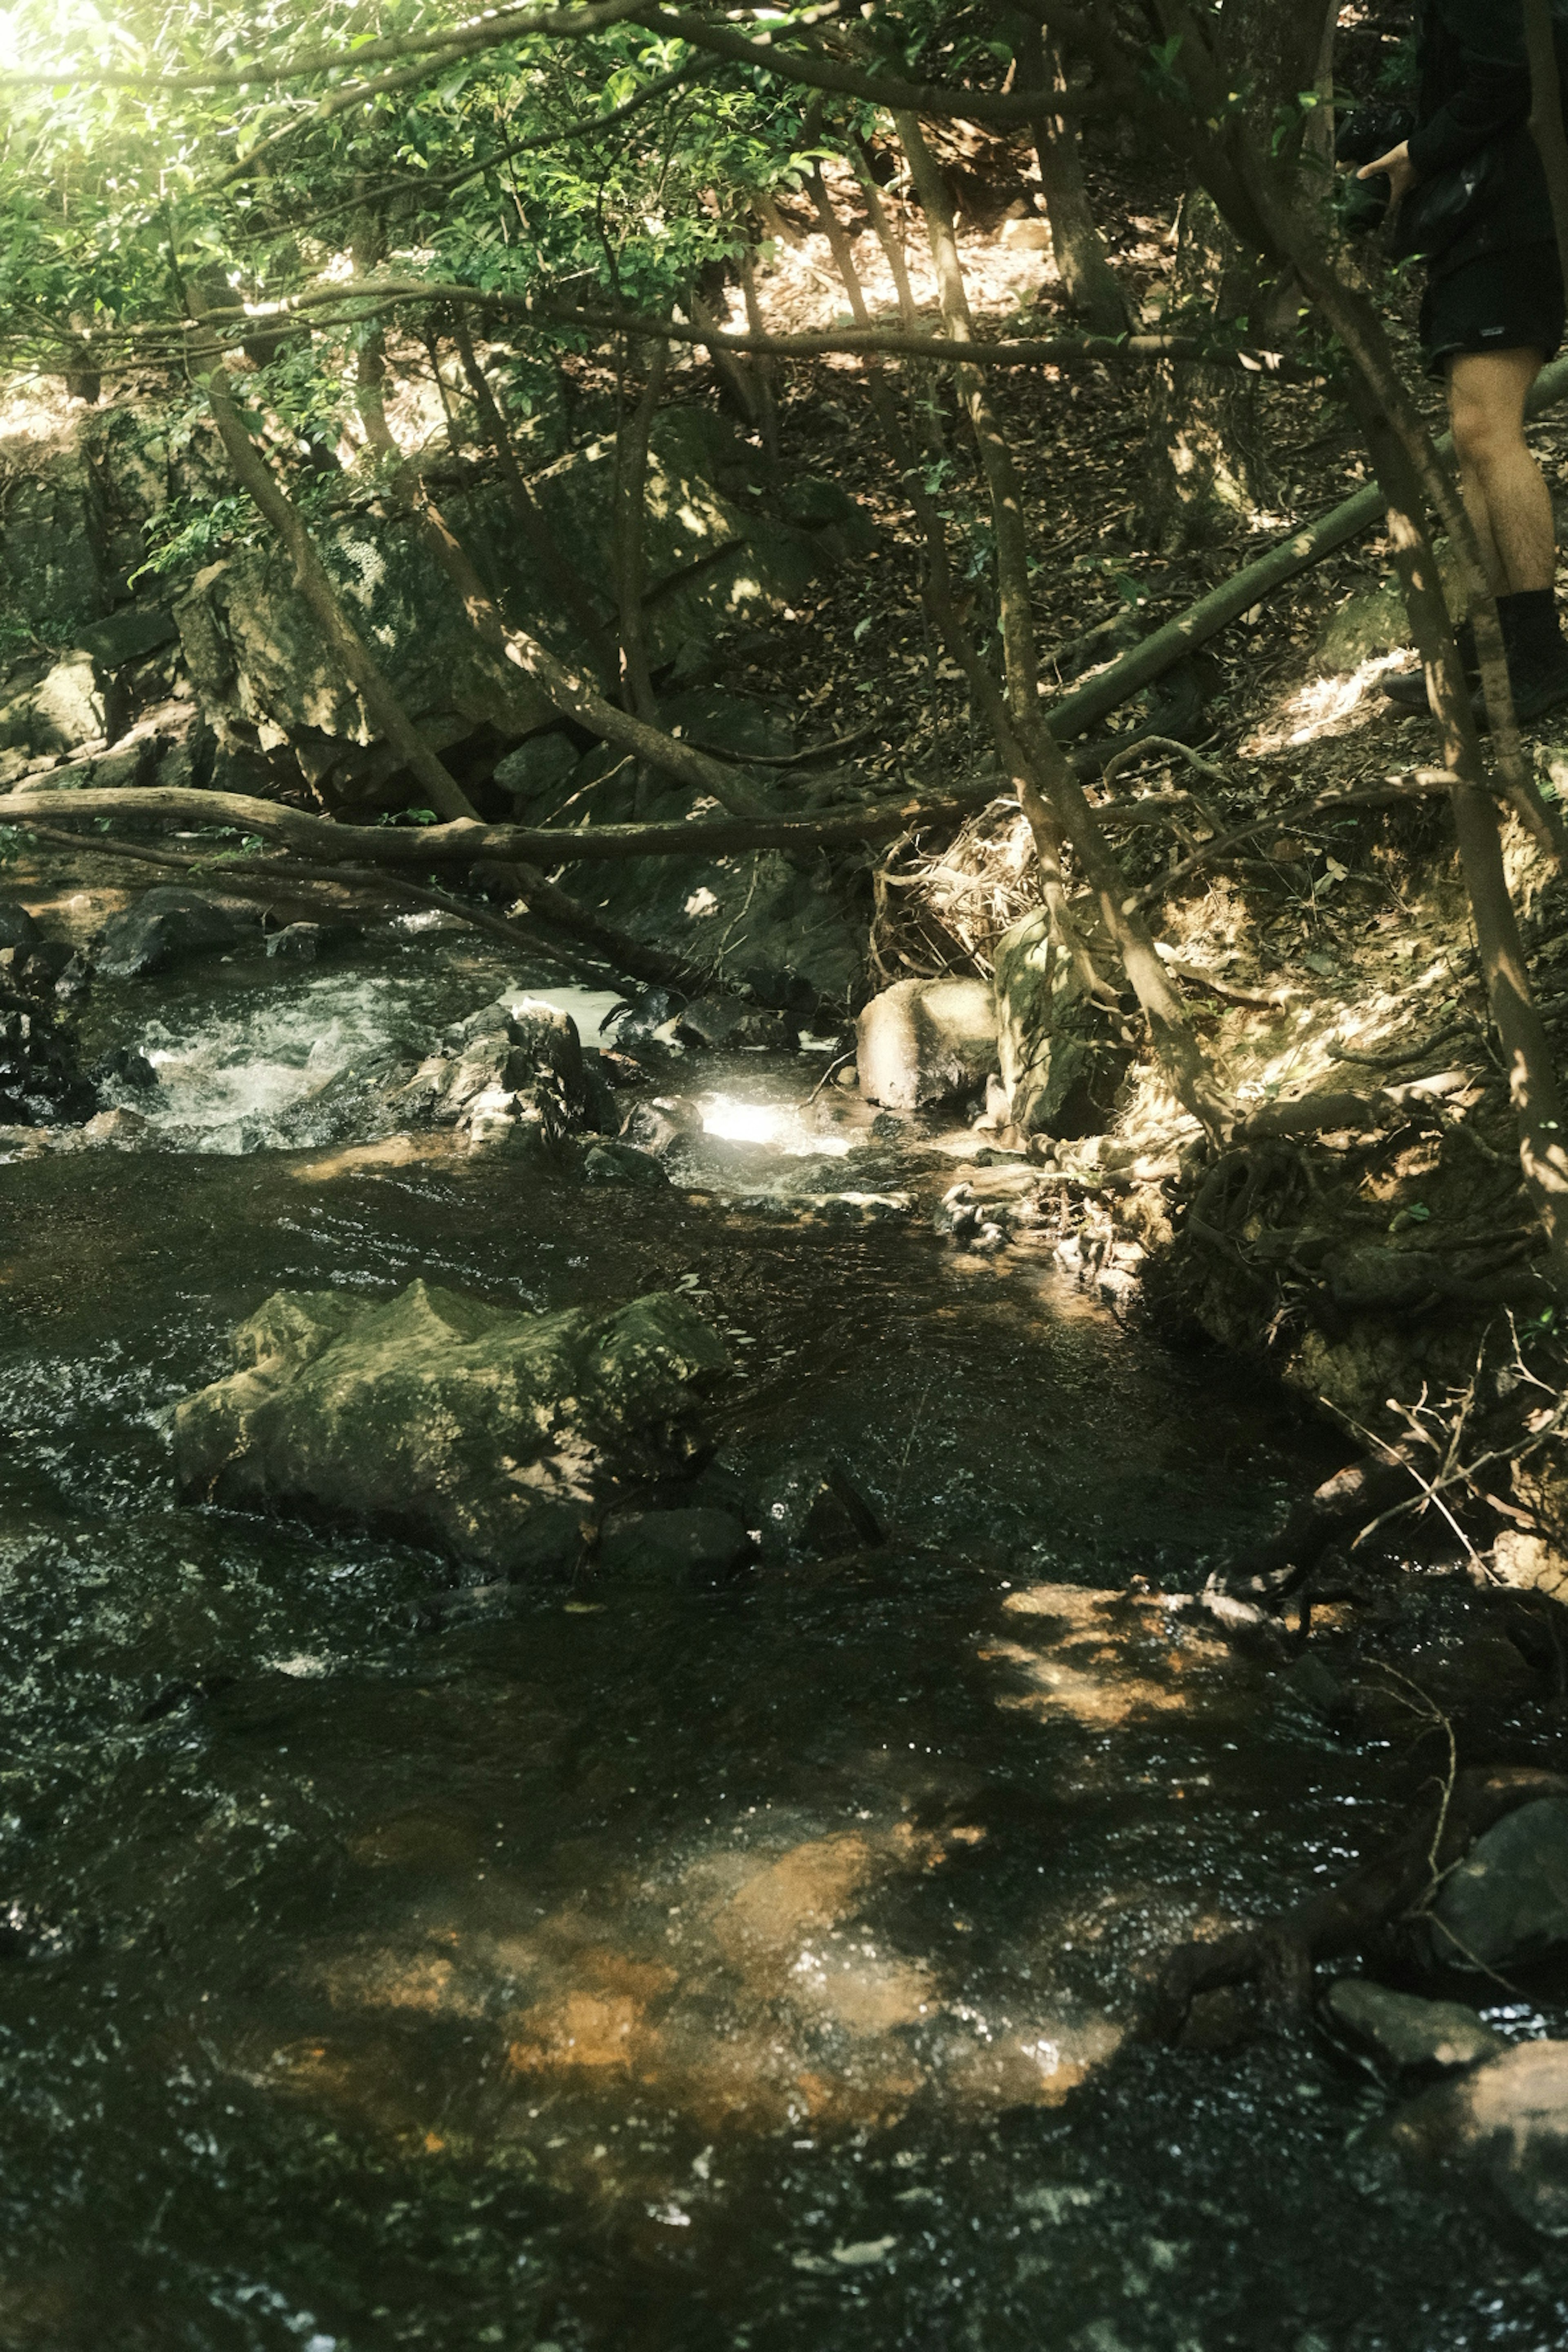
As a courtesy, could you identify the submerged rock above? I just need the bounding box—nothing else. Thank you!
[1383,2039,1568,2237]
[97,886,245,980]
[757,1459,886,1557]
[1325,1980,1504,2073]
[174,1281,731,1577]
[1428,1797,1568,1973]
[857,978,996,1111]
[597,1505,753,1581]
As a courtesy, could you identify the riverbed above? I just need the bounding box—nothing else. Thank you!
[0,920,1562,2350]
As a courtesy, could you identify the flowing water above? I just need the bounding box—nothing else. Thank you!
[0,928,1563,2350]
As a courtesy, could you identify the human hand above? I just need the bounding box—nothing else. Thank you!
[1358,140,1417,208]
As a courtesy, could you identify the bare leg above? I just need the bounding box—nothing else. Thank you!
[1448,347,1556,595]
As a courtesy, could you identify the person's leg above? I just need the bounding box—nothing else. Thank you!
[1447,346,1554,593]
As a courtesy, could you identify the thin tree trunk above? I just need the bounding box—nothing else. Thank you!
[894,113,1230,1134]
[739,246,780,466]
[689,285,760,424]
[614,338,668,722]
[187,319,480,824]
[1013,18,1127,336]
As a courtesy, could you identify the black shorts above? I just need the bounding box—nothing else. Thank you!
[1419,239,1566,376]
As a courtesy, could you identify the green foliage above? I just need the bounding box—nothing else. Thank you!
[131,492,262,582]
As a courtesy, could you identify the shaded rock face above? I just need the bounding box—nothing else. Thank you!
[1384,2040,1568,2238]
[1429,1797,1568,1973]
[174,1281,732,1577]
[171,423,844,810]
[96,887,245,981]
[857,978,996,1111]
[993,909,1129,1139]
[389,991,614,1155]
[0,650,111,760]
[597,1505,753,1581]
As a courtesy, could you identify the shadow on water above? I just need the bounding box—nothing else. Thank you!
[0,935,1562,2349]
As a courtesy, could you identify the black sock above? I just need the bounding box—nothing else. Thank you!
[1499,587,1565,659]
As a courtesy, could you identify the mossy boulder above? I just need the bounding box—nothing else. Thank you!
[993,909,1128,1138]
[174,1281,731,1576]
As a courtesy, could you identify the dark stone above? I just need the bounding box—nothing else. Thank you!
[1429,1797,1568,1973]
[582,1141,670,1186]
[676,997,797,1051]
[266,922,354,962]
[0,902,40,955]
[757,1460,886,1557]
[492,731,580,814]
[659,686,794,761]
[92,1045,158,1091]
[72,607,178,670]
[597,1506,753,1581]
[97,887,244,980]
[174,1283,730,1579]
[620,1095,702,1155]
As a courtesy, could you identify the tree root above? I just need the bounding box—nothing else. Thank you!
[1140,1764,1568,2042]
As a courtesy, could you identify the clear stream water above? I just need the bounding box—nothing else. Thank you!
[0,930,1563,2351]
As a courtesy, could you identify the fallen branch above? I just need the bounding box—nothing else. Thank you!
[1123,775,1452,913]
[0,780,1004,867]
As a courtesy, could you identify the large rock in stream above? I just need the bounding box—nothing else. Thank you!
[856,978,996,1111]
[174,1281,731,1575]
[1382,2040,1568,2238]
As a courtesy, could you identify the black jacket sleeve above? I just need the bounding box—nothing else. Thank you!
[1408,0,1530,177]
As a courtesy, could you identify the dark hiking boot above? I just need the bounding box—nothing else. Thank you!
[1380,618,1477,713]
[1495,588,1568,726]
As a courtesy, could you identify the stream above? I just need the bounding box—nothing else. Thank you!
[0,923,1562,2350]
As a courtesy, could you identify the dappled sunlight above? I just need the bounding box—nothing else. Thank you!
[982,1585,1231,1729]
[255,1805,1124,2172]
[1241,650,1408,755]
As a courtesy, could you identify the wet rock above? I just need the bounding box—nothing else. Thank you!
[757,1460,886,1557]
[174,1281,731,1578]
[0,902,40,956]
[619,1094,702,1155]
[1280,1650,1355,1726]
[0,982,96,1127]
[1490,1530,1568,1604]
[675,997,797,1051]
[597,1505,753,1581]
[96,886,244,980]
[428,998,594,1146]
[1428,1797,1568,1973]
[1382,2039,1568,2237]
[80,1105,152,1150]
[266,922,355,962]
[1325,1980,1505,2073]
[857,978,996,1111]
[581,1140,669,1185]
[92,1045,158,1091]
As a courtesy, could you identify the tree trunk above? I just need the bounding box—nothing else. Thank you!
[614,339,668,722]
[1012,18,1127,338]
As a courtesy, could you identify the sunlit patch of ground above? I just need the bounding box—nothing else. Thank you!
[1239,650,1409,755]
[983,1585,1232,1730]
[722,164,1056,345]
